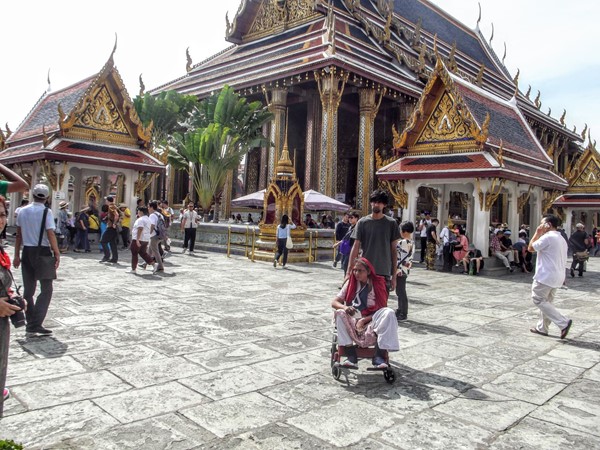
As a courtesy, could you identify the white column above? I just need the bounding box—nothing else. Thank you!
[124,169,136,212]
[530,187,543,229]
[472,182,491,253]
[437,185,447,223]
[402,180,419,224]
[507,181,519,233]
[563,208,573,237]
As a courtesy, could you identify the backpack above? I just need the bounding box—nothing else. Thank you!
[153,212,168,240]
[88,214,99,231]
[339,229,353,255]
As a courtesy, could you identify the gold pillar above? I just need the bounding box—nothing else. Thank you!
[357,87,384,214]
[304,94,320,190]
[221,170,233,220]
[263,87,288,182]
[315,67,348,197]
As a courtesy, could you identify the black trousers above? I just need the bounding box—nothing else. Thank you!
[442,244,453,271]
[275,238,289,266]
[100,227,119,262]
[395,274,408,319]
[21,246,54,329]
[183,228,197,251]
[120,226,130,248]
[420,237,427,262]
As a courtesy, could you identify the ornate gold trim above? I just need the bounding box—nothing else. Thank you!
[475,177,506,211]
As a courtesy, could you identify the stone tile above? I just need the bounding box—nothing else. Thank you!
[16,336,114,358]
[184,342,283,371]
[6,356,86,386]
[513,358,586,384]
[200,422,328,449]
[445,353,516,377]
[584,363,600,382]
[94,381,209,423]
[0,400,118,448]
[181,392,294,438]
[71,344,162,370]
[413,340,474,360]
[261,374,357,412]
[11,370,130,409]
[180,365,284,400]
[253,351,325,381]
[379,410,494,449]
[541,344,600,369]
[489,416,600,449]
[202,328,270,345]
[558,378,600,406]
[482,372,566,405]
[58,413,217,449]
[108,356,207,388]
[529,397,600,436]
[434,390,537,431]
[258,334,327,355]
[286,398,395,447]
[358,380,455,416]
[145,334,222,356]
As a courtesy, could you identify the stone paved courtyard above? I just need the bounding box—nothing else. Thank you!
[1,245,599,449]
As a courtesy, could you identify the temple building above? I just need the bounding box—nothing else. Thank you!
[153,0,592,236]
[0,48,164,221]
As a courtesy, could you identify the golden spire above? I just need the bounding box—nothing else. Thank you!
[275,110,295,178]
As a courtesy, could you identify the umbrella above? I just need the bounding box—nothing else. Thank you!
[303,190,350,212]
[231,188,351,212]
[231,189,266,208]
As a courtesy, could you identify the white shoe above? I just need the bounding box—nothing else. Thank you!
[182,248,187,254]
[128,268,136,274]
[152,263,158,273]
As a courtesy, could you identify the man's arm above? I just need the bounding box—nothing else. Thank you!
[47,230,61,269]
[346,240,361,277]
[13,226,22,268]
[528,224,547,253]
[0,163,29,193]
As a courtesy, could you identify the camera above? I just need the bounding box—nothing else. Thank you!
[7,296,26,328]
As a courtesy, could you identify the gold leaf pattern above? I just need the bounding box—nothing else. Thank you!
[76,86,128,134]
[417,92,469,143]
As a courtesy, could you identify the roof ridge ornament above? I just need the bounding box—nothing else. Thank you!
[4,123,12,139]
[581,123,588,141]
[139,74,145,97]
[476,2,482,29]
[501,42,507,65]
[186,47,193,73]
[560,109,566,126]
[47,68,52,93]
[489,23,494,44]
[108,33,118,67]
[534,90,541,109]
[525,85,531,99]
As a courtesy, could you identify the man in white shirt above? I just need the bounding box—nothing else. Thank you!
[13,184,60,336]
[528,215,572,339]
[180,202,200,254]
[418,211,431,263]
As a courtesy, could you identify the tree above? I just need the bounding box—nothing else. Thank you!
[133,90,198,163]
[170,85,272,219]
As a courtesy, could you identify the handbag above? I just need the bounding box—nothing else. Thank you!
[574,250,589,262]
[286,234,294,250]
[35,208,57,280]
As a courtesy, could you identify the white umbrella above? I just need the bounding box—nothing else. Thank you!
[231,189,266,208]
[231,188,350,212]
[303,190,350,212]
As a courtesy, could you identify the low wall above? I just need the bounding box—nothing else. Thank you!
[170,223,336,261]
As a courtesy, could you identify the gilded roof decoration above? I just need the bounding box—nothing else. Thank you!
[566,141,600,193]
[245,0,320,42]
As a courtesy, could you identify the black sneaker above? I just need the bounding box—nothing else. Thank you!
[26,326,53,336]
[99,259,109,263]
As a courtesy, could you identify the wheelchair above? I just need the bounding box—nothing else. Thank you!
[330,328,396,384]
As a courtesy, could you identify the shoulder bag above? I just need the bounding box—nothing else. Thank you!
[35,208,57,280]
[286,227,294,249]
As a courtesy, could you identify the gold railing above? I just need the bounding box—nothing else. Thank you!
[226,225,255,259]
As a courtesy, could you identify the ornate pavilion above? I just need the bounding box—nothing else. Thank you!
[0,49,164,221]
[154,0,593,237]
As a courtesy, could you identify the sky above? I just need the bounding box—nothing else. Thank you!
[1,0,598,146]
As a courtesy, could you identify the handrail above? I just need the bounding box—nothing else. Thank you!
[226,225,256,259]
[251,228,256,262]
[226,226,231,257]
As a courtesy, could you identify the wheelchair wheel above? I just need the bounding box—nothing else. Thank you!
[332,365,341,380]
[330,344,337,367]
[384,369,396,384]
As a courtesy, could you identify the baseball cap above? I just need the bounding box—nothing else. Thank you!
[504,230,512,235]
[32,184,50,199]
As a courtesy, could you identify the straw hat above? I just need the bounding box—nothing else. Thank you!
[59,201,68,209]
